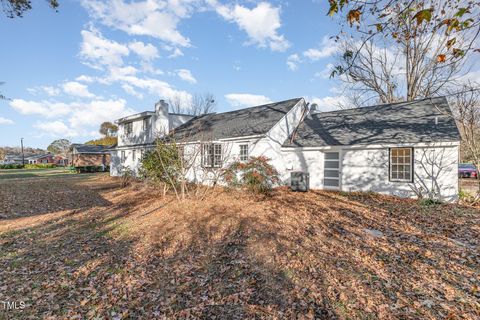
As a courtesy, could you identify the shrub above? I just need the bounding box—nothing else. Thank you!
[139,140,181,186]
[459,188,479,205]
[0,164,23,169]
[24,163,56,169]
[223,156,280,194]
[419,198,442,206]
[120,166,134,188]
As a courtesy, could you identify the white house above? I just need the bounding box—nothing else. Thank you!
[111,96,461,202]
[110,100,193,176]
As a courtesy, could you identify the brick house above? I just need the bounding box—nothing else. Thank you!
[27,153,55,164]
[69,144,111,169]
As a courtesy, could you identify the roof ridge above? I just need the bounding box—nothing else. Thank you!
[211,97,303,116]
[310,96,447,117]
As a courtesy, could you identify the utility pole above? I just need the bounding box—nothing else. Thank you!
[20,138,25,166]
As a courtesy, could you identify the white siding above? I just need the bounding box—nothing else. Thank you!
[112,106,192,176]
[118,118,153,146]
[249,98,307,181]
[281,150,325,189]
[180,99,307,184]
[282,143,459,202]
[340,145,459,202]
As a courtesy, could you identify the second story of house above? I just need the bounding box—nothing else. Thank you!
[115,100,194,147]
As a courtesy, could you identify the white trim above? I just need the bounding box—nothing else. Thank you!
[177,135,263,146]
[265,98,306,140]
[389,147,413,182]
[218,134,265,142]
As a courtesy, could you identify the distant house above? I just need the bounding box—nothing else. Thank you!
[53,155,68,166]
[3,154,25,164]
[69,144,111,170]
[26,153,54,164]
[111,97,460,202]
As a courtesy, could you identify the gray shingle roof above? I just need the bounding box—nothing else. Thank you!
[71,144,111,154]
[169,98,303,142]
[284,97,460,147]
[26,153,52,160]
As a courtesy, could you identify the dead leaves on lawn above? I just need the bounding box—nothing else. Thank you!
[0,176,479,319]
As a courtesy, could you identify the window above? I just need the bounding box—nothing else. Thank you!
[124,122,133,135]
[142,118,149,131]
[239,144,249,162]
[121,151,126,162]
[202,144,222,168]
[389,148,413,182]
[139,149,143,160]
[132,150,136,161]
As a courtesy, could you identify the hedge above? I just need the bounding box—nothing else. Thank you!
[0,163,58,170]
[0,164,24,169]
[24,163,57,169]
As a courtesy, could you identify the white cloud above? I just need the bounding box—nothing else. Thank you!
[0,117,14,125]
[81,0,192,47]
[225,93,272,108]
[168,47,184,58]
[128,41,159,60]
[10,99,71,118]
[213,1,290,52]
[62,81,96,98]
[34,121,78,137]
[75,75,95,83]
[176,68,197,84]
[80,27,130,69]
[314,63,335,79]
[27,86,61,96]
[303,36,338,61]
[68,99,133,130]
[309,96,349,112]
[122,84,144,99]
[287,54,301,71]
[106,73,193,104]
[17,98,135,138]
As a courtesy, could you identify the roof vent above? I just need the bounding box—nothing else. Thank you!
[435,116,438,125]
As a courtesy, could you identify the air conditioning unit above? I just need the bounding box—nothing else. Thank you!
[290,171,310,192]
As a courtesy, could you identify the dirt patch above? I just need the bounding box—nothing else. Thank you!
[0,175,479,319]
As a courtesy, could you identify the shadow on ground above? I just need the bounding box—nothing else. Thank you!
[0,177,479,319]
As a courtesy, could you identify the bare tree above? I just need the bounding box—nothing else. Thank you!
[330,0,480,104]
[190,93,216,116]
[450,83,480,195]
[169,92,216,116]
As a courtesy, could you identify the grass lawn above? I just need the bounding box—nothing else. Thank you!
[0,175,479,319]
[0,167,76,180]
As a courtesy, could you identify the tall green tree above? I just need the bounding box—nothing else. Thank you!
[99,122,118,137]
[1,0,59,18]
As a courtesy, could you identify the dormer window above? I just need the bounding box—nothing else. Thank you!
[142,118,150,131]
[124,122,133,135]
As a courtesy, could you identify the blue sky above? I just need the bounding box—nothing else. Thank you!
[0,0,344,149]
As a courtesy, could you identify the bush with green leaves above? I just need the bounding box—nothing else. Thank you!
[0,164,23,169]
[139,140,182,187]
[223,156,280,194]
[24,163,56,169]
